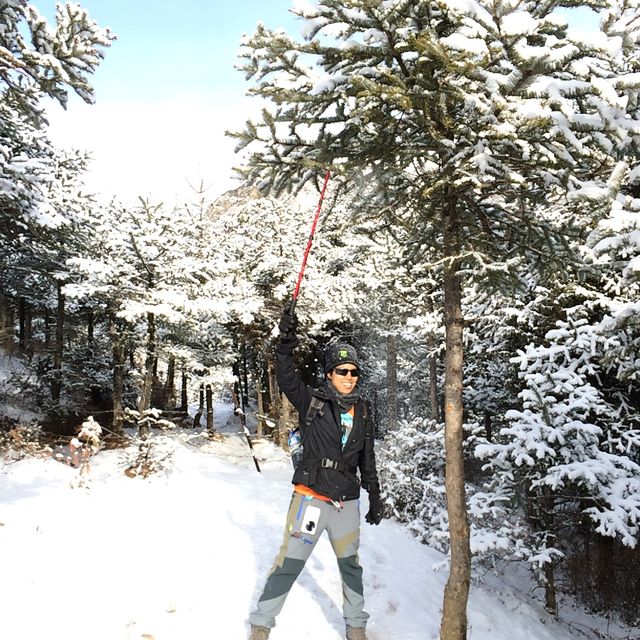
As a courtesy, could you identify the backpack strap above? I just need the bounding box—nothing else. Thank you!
[305,394,326,427]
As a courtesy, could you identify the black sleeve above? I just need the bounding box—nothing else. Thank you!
[358,401,380,493]
[275,339,312,417]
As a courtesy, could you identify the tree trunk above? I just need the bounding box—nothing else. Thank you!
[540,488,558,616]
[87,308,94,353]
[206,384,215,433]
[44,308,51,349]
[164,354,176,409]
[193,383,204,428]
[543,561,557,616]
[256,375,266,439]
[386,333,399,432]
[426,299,440,422]
[267,352,278,412]
[439,199,471,640]
[484,410,492,442]
[267,351,282,441]
[0,290,15,352]
[138,372,153,439]
[180,369,188,414]
[16,295,33,357]
[242,341,250,407]
[110,315,125,436]
[279,393,296,449]
[24,303,33,358]
[138,312,156,439]
[18,297,26,351]
[429,351,439,422]
[51,283,65,403]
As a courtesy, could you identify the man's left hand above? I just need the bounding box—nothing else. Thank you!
[365,489,384,525]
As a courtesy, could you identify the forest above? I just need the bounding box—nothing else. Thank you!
[1,1,639,638]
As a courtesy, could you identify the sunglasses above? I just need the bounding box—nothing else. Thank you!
[333,367,360,378]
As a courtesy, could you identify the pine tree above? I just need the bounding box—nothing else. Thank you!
[0,1,113,415]
[64,199,240,435]
[206,187,380,440]
[474,156,640,614]
[231,2,640,636]
[0,1,114,228]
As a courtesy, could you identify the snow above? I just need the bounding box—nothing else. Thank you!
[0,405,626,640]
[441,33,489,55]
[500,12,538,36]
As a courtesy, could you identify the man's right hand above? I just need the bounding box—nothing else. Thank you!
[278,310,298,340]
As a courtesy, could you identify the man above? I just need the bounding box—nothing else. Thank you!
[248,310,384,640]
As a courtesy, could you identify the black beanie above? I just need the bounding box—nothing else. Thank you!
[324,342,360,373]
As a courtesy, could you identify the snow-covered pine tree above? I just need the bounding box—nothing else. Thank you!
[476,160,640,616]
[346,222,444,430]
[205,187,381,443]
[2,146,100,423]
[231,2,640,636]
[587,175,640,392]
[0,1,113,229]
[64,199,244,436]
[0,1,112,420]
[480,302,640,610]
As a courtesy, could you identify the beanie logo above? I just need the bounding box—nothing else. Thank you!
[339,349,348,358]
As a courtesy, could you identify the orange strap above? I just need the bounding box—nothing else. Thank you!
[294,483,332,502]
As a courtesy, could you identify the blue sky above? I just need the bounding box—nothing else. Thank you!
[32,0,301,203]
[32,1,599,205]
[34,0,298,102]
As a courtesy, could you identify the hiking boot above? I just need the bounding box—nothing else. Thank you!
[249,624,270,640]
[346,625,368,640]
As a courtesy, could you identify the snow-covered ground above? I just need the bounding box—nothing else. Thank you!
[0,404,635,640]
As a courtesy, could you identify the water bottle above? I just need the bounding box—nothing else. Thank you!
[288,429,304,469]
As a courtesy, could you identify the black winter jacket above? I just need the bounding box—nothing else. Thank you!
[276,339,380,502]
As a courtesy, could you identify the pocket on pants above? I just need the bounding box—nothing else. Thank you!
[299,504,321,536]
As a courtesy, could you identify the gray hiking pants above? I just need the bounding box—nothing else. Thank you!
[249,492,369,630]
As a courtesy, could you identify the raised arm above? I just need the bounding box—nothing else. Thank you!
[275,310,312,415]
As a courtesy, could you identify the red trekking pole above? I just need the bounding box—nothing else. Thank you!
[289,169,331,313]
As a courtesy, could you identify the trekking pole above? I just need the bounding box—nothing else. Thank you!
[235,382,262,473]
[289,169,331,314]
[239,405,261,473]
[234,373,261,473]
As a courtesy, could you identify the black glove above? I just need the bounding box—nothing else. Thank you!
[365,489,384,525]
[279,310,298,340]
